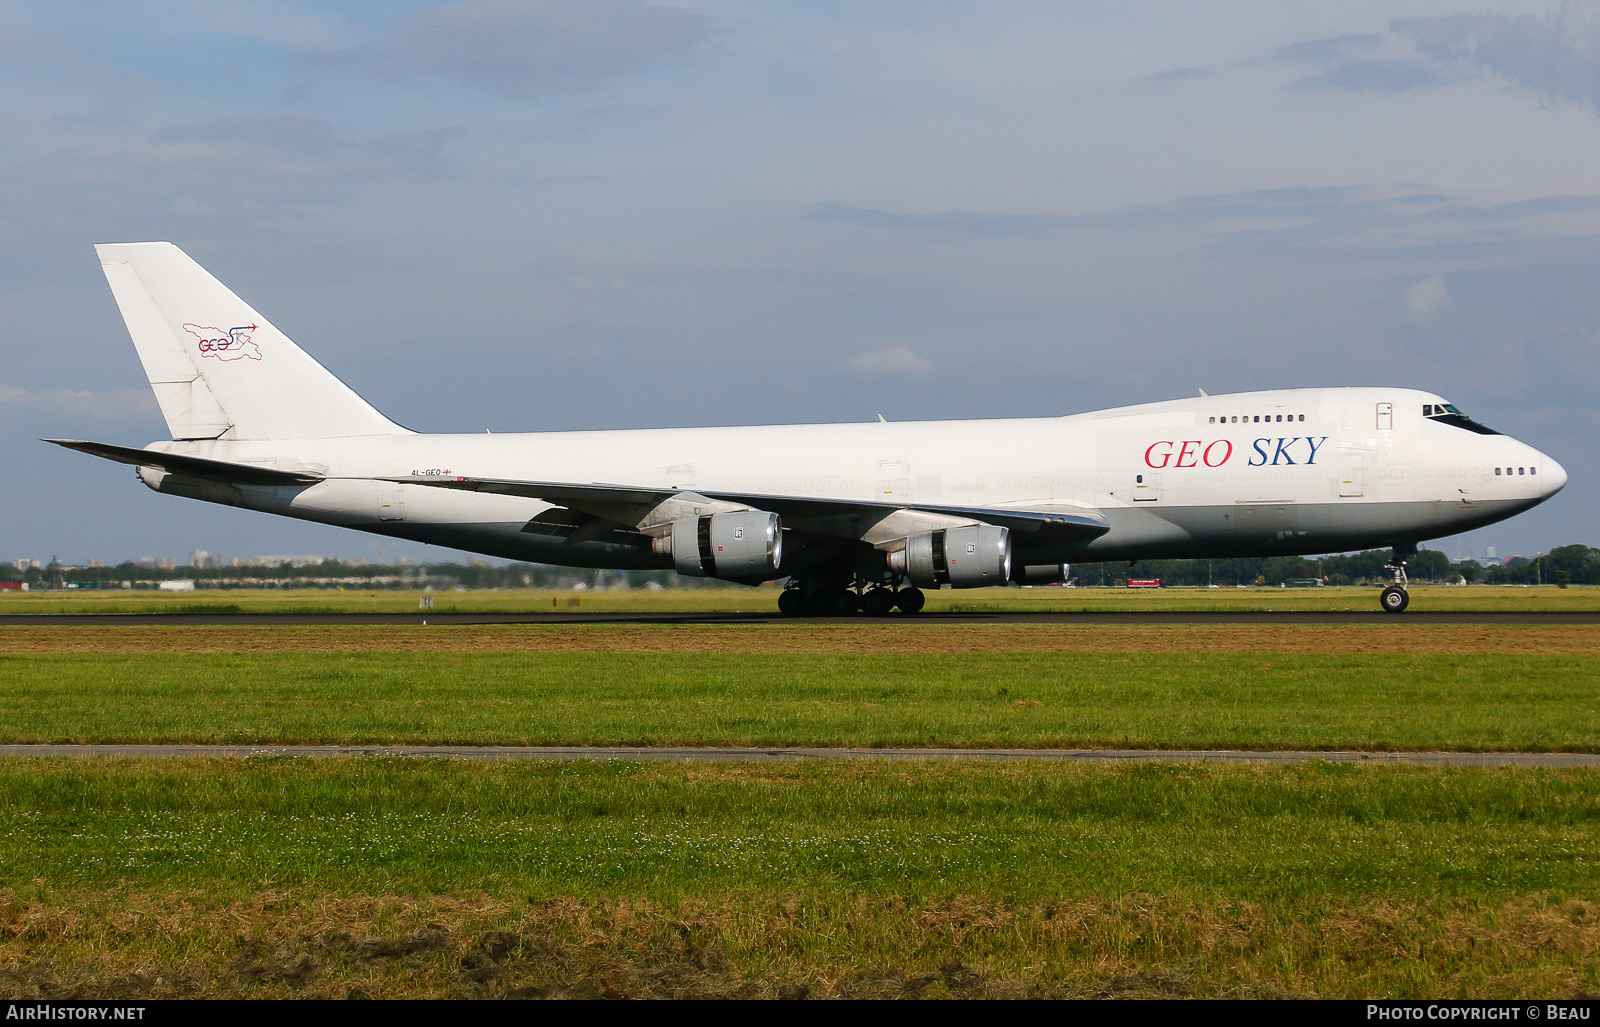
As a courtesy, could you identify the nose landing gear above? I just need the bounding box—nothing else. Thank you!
[1380,544,1415,614]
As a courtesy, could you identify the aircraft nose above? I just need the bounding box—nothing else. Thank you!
[1541,454,1568,497]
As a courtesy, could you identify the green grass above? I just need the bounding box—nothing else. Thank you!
[4,651,1598,751]
[3,759,1594,899]
[2,759,1598,998]
[2,584,1596,615]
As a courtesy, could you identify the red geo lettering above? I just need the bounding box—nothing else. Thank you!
[1203,440,1233,467]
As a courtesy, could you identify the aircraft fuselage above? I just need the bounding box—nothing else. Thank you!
[135,385,1565,574]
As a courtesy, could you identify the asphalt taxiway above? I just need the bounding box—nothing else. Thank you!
[2,610,1598,626]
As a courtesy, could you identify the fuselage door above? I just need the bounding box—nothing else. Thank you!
[1376,402,1393,431]
[378,485,405,521]
[878,459,911,501]
[1338,449,1366,498]
[1133,470,1161,502]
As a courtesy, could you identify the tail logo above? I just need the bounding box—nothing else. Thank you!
[184,323,261,362]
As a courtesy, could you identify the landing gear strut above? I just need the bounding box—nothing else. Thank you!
[1380,544,1414,614]
[778,577,925,617]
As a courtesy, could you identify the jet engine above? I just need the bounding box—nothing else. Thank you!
[887,524,1011,588]
[1012,562,1070,585]
[654,510,783,579]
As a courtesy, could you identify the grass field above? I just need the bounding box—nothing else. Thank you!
[2,583,1597,615]
[1,758,1598,998]
[1,624,1598,750]
[3,616,1598,998]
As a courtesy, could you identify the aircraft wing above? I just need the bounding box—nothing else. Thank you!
[388,474,1110,541]
[44,439,324,486]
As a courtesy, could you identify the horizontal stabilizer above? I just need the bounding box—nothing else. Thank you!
[44,439,323,486]
[387,474,1111,539]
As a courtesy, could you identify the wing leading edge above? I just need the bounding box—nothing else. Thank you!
[387,474,1110,544]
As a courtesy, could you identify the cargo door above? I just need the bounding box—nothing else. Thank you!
[878,459,912,502]
[1338,449,1366,498]
[378,484,405,521]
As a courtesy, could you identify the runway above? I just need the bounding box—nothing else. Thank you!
[3,610,1599,626]
[1,744,1596,766]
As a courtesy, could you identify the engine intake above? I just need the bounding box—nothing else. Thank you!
[888,525,1011,589]
[656,510,783,579]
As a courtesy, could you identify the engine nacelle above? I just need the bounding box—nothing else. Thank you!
[656,510,783,579]
[887,524,1011,589]
[1013,562,1070,585]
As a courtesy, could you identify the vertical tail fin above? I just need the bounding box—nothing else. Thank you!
[96,242,408,440]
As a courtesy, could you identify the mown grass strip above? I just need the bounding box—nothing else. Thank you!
[2,584,1597,615]
[2,759,1596,899]
[1,760,1598,998]
[1,651,1597,750]
[7,623,1600,656]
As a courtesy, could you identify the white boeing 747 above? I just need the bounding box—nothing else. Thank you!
[50,242,1566,614]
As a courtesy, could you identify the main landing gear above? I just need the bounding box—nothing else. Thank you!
[1380,544,1415,614]
[778,577,925,617]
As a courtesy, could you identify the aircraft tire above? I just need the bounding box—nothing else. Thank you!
[1380,586,1410,614]
[860,588,895,617]
[895,587,926,614]
[828,590,860,616]
[777,590,805,617]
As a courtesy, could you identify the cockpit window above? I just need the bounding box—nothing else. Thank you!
[1424,402,1502,435]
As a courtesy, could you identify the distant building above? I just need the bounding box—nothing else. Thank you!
[86,559,103,568]
[229,555,328,568]
[11,559,35,572]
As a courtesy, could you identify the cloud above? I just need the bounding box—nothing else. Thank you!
[811,187,1600,258]
[3,114,462,228]
[1290,59,1450,93]
[1148,31,1452,94]
[1275,34,1386,67]
[846,346,931,380]
[309,0,713,99]
[143,113,460,185]
[1269,32,1452,94]
[809,203,1069,238]
[1395,1,1600,109]
[1406,275,1452,318]
[0,385,157,417]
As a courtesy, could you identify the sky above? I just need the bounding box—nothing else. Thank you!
[4,0,1599,566]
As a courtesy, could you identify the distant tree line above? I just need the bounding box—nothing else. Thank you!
[0,559,705,591]
[5,546,1597,589]
[1092,545,1600,587]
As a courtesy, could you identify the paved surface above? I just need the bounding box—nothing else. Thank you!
[2,744,1596,766]
[3,611,1599,625]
